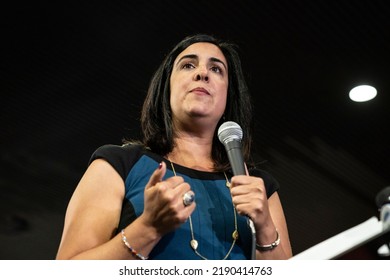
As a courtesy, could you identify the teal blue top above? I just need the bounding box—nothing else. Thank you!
[90,144,279,260]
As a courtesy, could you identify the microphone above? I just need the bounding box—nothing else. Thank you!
[375,186,390,257]
[217,121,246,176]
[375,186,390,231]
[218,121,256,259]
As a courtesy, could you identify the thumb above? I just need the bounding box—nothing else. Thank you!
[145,161,166,189]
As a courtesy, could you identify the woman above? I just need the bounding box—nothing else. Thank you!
[56,34,292,260]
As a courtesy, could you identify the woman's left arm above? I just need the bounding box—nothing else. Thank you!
[255,191,292,259]
[230,175,293,259]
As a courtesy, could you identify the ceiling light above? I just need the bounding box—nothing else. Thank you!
[349,85,377,102]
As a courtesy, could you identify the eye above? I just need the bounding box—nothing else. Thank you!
[210,65,223,74]
[181,63,195,69]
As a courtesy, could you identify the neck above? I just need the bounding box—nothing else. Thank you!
[172,116,218,140]
[167,136,215,172]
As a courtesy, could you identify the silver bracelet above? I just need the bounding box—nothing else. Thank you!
[256,229,280,251]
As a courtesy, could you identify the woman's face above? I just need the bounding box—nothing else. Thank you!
[169,42,228,127]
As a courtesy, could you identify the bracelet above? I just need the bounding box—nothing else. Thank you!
[121,229,148,260]
[256,229,280,251]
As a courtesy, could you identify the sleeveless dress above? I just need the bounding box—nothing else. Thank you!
[89,144,279,260]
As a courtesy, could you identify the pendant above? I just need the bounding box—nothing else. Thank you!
[232,230,239,240]
[226,181,231,188]
[190,239,198,250]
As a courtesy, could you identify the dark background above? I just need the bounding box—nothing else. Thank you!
[1,0,389,259]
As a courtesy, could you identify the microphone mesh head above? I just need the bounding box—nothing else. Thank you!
[218,121,243,144]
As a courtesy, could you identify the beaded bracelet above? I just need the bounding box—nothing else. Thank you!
[256,229,280,251]
[120,229,148,260]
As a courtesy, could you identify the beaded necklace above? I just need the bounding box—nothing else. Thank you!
[169,160,238,260]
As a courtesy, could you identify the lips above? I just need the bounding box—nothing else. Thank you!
[190,87,210,95]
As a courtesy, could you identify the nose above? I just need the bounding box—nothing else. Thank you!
[194,66,209,82]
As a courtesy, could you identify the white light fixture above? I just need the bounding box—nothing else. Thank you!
[349,85,377,102]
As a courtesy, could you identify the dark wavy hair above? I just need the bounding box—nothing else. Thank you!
[139,34,253,171]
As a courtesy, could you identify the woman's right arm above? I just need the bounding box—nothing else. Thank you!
[56,160,194,259]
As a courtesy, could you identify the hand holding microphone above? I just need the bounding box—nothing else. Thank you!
[218,121,271,258]
[218,121,269,221]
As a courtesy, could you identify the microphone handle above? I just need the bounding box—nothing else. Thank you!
[225,140,246,175]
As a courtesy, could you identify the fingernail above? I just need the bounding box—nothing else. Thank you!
[158,162,163,170]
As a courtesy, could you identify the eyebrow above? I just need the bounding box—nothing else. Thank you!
[176,54,227,70]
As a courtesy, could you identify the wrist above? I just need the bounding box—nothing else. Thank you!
[136,215,163,242]
[256,228,280,251]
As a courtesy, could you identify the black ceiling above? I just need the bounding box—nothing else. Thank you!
[2,0,390,259]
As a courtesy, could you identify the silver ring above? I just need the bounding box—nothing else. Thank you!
[182,190,195,206]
